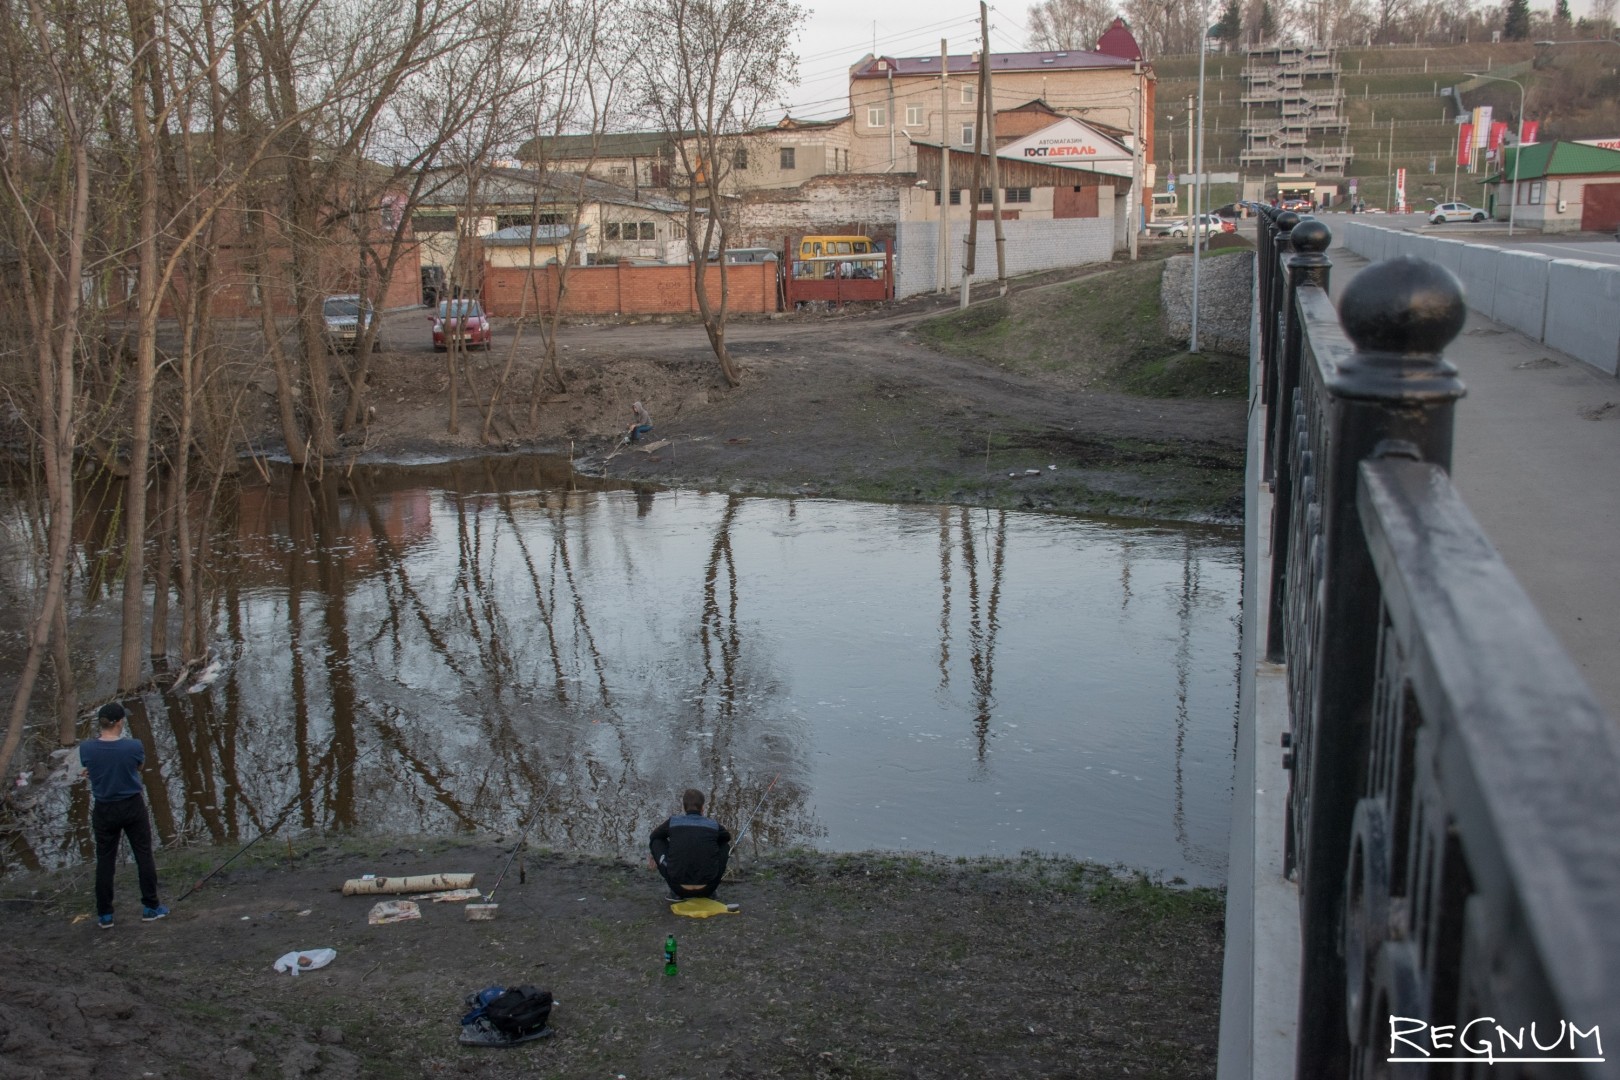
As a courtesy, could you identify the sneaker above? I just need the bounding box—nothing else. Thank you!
[664,894,683,902]
[97,914,114,930]
[141,905,169,922]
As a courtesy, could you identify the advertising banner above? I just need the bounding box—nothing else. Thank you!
[1395,167,1407,213]
[1457,123,1474,166]
[1474,106,1493,148]
[1521,120,1540,145]
[1488,121,1509,152]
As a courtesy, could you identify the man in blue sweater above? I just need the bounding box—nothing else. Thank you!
[79,702,167,928]
[648,788,731,901]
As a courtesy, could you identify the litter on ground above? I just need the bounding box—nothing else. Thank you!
[368,900,421,925]
[273,948,336,975]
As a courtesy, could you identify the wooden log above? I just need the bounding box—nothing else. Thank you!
[341,873,475,896]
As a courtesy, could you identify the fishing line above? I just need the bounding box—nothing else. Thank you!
[175,742,374,904]
[729,772,781,857]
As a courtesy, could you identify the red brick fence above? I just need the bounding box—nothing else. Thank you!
[481,261,780,317]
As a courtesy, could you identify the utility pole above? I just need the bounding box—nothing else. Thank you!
[1130,62,1142,262]
[1191,6,1208,352]
[1186,97,1194,230]
[983,2,1006,295]
[963,16,991,310]
[939,40,951,293]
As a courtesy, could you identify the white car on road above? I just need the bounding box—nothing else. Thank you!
[1429,202,1487,224]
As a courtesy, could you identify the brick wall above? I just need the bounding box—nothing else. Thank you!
[894,218,1114,298]
[482,260,778,317]
[733,173,908,252]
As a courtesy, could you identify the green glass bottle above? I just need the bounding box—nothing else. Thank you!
[664,935,678,976]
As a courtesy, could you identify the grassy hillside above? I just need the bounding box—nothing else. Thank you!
[912,255,1248,399]
[1148,41,1617,208]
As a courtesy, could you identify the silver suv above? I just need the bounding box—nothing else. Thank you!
[1429,202,1487,224]
[321,294,378,351]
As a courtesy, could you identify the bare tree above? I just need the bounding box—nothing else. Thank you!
[1026,0,1117,50]
[631,0,804,388]
[0,0,104,777]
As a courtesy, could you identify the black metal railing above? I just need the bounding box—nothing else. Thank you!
[1248,202,1620,1078]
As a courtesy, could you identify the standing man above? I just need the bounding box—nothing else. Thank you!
[80,702,167,928]
[648,788,731,901]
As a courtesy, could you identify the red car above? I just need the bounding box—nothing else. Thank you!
[431,299,492,351]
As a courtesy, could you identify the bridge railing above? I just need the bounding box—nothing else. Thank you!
[1248,203,1620,1078]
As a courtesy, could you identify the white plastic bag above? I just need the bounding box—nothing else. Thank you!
[273,948,336,975]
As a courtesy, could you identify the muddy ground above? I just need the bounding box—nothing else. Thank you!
[0,838,1224,1079]
[314,248,1247,522]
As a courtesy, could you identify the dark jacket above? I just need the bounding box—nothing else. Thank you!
[649,813,731,886]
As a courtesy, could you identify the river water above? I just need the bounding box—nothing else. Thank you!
[6,457,1241,885]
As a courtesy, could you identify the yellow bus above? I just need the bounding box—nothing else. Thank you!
[797,235,877,260]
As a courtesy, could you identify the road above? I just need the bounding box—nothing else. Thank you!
[1306,210,1620,264]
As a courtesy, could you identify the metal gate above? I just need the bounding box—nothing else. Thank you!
[783,245,893,308]
[1580,182,1620,232]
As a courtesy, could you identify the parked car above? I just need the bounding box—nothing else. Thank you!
[1429,202,1487,224]
[322,294,378,352]
[431,298,492,351]
[1146,213,1232,238]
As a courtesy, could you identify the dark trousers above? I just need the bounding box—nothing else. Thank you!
[92,795,160,915]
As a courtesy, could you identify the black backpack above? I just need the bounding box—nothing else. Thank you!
[481,985,553,1037]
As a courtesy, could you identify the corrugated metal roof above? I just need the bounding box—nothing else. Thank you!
[1489,140,1620,182]
[482,224,589,245]
[852,50,1132,79]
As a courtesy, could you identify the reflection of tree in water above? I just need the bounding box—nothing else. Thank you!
[9,464,834,867]
[936,508,1007,763]
[681,495,818,852]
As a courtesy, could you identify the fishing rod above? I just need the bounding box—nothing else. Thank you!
[175,743,371,904]
[729,772,780,856]
[465,799,549,918]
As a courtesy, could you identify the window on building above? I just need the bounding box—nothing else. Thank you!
[1004,187,1032,203]
[905,104,923,127]
[611,165,628,182]
[932,189,962,205]
[960,122,974,146]
[867,105,887,128]
[605,222,620,240]
[413,214,456,233]
[640,221,655,239]
[1526,181,1543,205]
[961,84,975,104]
[978,187,992,204]
[496,213,534,230]
[780,146,796,170]
[734,148,748,170]
[672,223,686,239]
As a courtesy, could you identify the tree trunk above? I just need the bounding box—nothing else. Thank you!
[118,0,163,690]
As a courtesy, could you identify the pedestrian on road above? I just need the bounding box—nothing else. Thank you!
[647,788,731,901]
[80,702,168,928]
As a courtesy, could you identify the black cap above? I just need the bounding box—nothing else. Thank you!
[97,702,127,724]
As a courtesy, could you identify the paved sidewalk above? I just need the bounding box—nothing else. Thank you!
[1328,244,1620,719]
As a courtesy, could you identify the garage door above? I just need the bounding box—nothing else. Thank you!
[1580,182,1620,231]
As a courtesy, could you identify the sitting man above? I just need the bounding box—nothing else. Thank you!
[648,788,731,901]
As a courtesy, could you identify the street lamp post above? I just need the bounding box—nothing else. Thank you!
[1465,72,1524,236]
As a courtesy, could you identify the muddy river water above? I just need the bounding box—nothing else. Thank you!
[8,457,1241,885]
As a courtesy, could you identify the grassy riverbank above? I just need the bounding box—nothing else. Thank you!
[1,838,1224,1078]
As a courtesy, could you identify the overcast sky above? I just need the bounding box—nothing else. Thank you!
[773,1,1605,125]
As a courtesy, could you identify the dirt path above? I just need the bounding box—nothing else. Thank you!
[0,841,1224,1079]
[351,265,1246,521]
